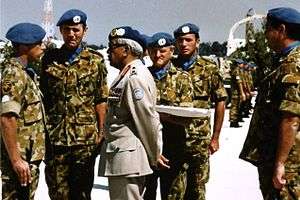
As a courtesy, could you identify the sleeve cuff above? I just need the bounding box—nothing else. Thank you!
[279,100,300,116]
[0,100,21,117]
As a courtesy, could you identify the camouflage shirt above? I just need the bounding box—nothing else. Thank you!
[149,62,194,164]
[41,46,109,146]
[173,55,227,156]
[174,55,227,109]
[149,62,193,107]
[0,57,45,162]
[240,45,300,171]
[230,64,242,95]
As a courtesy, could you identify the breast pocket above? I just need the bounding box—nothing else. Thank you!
[23,90,42,124]
[106,137,137,153]
[46,65,65,96]
[74,111,97,141]
[77,67,98,97]
[193,75,210,98]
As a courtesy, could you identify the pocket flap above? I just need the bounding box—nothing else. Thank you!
[46,65,66,80]
[76,113,96,124]
[106,137,137,153]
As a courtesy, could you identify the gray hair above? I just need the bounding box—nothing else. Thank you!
[115,38,143,57]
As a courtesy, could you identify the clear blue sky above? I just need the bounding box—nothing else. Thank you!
[1,0,300,46]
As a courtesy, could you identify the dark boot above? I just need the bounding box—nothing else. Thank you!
[230,122,241,128]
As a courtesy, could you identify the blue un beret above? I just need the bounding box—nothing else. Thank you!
[57,9,87,26]
[109,26,145,48]
[148,32,175,48]
[140,34,152,48]
[174,23,200,38]
[6,23,46,44]
[267,7,300,25]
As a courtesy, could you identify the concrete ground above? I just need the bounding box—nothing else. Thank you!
[33,109,263,200]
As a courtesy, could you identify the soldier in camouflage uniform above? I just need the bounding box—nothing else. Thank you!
[229,59,246,128]
[242,63,254,118]
[240,7,300,200]
[144,32,193,200]
[40,9,108,200]
[237,62,249,122]
[171,23,227,200]
[0,23,46,200]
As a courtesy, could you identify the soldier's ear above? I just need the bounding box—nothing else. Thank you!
[83,25,88,37]
[196,37,200,47]
[122,45,129,56]
[170,46,175,54]
[124,45,131,53]
[278,24,287,37]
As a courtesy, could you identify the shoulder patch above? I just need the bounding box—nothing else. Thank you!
[198,56,216,65]
[133,88,144,100]
[2,81,13,93]
[196,57,213,67]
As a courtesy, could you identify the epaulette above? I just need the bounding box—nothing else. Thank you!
[169,64,178,74]
[86,47,104,59]
[196,56,216,66]
[285,47,300,64]
[130,66,137,76]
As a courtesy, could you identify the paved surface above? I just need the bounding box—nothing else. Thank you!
[33,109,263,200]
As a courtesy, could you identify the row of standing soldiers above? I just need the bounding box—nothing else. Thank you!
[229,59,256,128]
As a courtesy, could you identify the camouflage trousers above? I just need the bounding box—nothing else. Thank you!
[160,155,209,200]
[229,94,240,122]
[44,144,99,200]
[258,165,300,200]
[1,158,41,200]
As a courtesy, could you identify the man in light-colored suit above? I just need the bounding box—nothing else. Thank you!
[98,26,169,200]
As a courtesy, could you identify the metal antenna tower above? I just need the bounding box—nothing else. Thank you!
[42,0,55,39]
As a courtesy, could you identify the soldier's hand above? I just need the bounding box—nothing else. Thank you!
[209,138,219,155]
[157,154,170,169]
[240,94,246,102]
[273,163,286,189]
[12,158,31,187]
[245,92,251,99]
[96,128,105,144]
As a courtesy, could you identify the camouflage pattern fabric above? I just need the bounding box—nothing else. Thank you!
[172,55,227,199]
[279,171,300,200]
[146,63,193,200]
[178,56,227,156]
[244,68,254,115]
[258,165,300,200]
[45,145,98,200]
[229,63,242,122]
[154,63,193,107]
[1,159,41,200]
[41,46,109,146]
[0,57,45,200]
[41,46,108,200]
[240,46,300,199]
